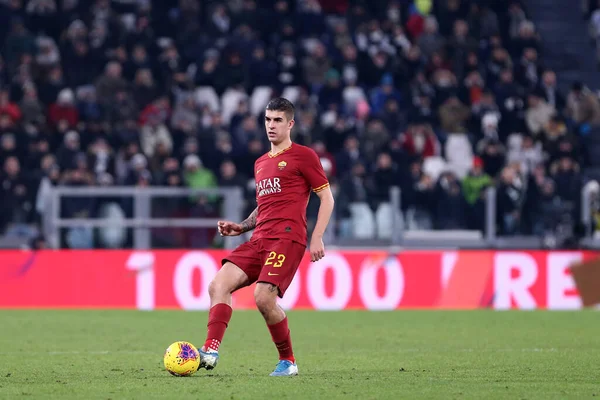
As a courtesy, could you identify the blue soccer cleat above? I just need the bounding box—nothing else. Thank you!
[269,360,299,376]
[198,348,219,370]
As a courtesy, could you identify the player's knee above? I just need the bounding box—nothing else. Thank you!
[254,284,278,314]
[207,279,218,298]
[209,262,247,299]
[208,278,228,299]
[255,294,275,315]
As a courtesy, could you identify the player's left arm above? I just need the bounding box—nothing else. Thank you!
[300,148,335,262]
[309,186,334,262]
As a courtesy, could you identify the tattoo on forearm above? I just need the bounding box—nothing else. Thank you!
[268,284,278,292]
[240,207,258,233]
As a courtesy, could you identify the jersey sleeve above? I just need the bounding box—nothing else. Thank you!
[299,148,330,193]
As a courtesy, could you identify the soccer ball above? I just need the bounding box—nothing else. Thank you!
[163,341,200,376]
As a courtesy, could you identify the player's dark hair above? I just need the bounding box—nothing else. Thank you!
[266,97,295,121]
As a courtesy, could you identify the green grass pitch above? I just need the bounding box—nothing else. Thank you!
[0,310,598,399]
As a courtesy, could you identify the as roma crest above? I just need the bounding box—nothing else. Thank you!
[278,161,287,170]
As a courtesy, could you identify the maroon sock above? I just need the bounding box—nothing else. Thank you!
[267,317,295,363]
[203,303,232,352]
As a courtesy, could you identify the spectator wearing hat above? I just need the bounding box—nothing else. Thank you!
[48,88,78,129]
[463,157,491,204]
[183,155,217,193]
[369,73,403,115]
[183,154,219,247]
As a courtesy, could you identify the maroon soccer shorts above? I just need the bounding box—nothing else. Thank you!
[222,238,306,297]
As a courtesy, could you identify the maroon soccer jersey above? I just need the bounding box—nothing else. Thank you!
[251,143,329,245]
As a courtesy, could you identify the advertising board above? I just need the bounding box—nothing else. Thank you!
[0,250,593,310]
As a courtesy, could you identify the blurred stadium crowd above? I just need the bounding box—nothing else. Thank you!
[1,0,600,248]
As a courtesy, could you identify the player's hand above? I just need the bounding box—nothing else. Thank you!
[217,221,244,236]
[309,236,325,262]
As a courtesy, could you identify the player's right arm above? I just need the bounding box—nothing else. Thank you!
[217,207,258,236]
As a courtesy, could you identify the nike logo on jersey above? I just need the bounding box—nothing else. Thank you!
[268,272,279,276]
[256,168,263,175]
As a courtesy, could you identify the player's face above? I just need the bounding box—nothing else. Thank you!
[265,110,294,145]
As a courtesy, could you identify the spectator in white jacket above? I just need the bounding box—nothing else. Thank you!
[525,91,555,136]
[140,116,173,158]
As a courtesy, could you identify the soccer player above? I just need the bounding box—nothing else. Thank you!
[198,97,335,377]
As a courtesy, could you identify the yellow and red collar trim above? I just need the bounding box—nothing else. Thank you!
[268,144,293,158]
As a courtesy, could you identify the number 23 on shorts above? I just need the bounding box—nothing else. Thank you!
[265,251,286,274]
